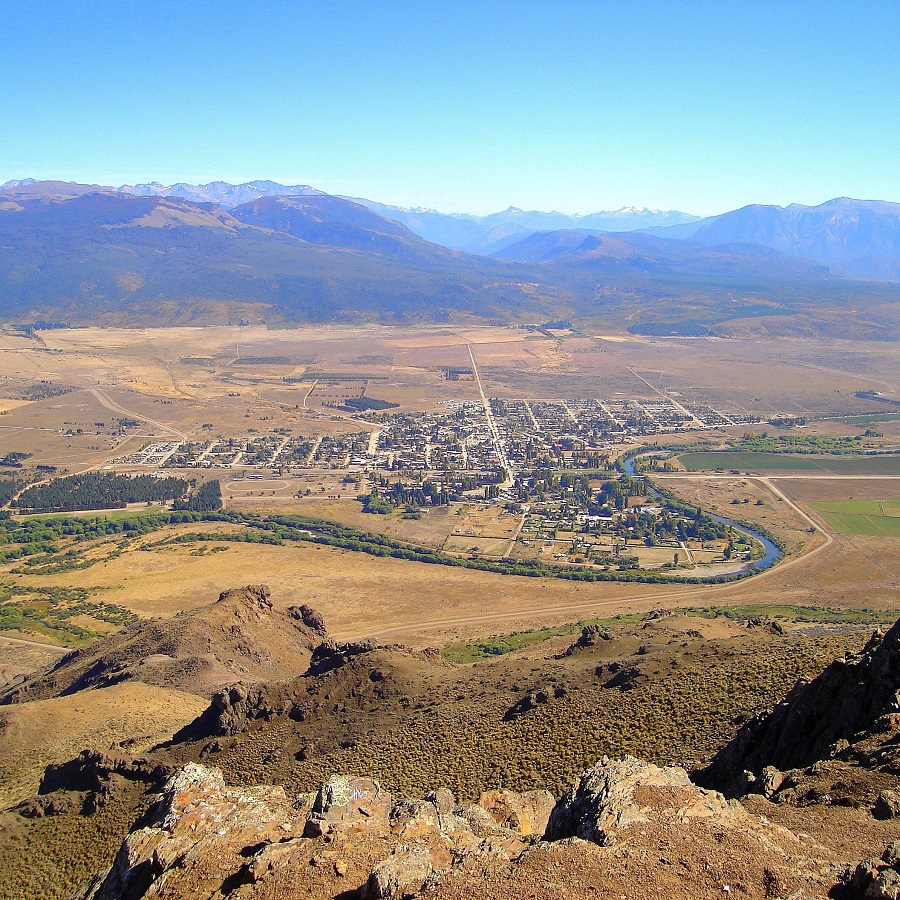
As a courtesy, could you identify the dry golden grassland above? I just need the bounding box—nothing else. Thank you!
[0,639,63,686]
[0,324,895,653]
[0,682,207,808]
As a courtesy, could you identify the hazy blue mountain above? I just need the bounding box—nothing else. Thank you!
[26,178,900,280]
[492,229,830,280]
[644,198,900,281]
[230,194,462,265]
[0,179,112,200]
[336,199,488,250]
[0,181,897,340]
[344,197,702,252]
[0,184,548,325]
[110,179,701,251]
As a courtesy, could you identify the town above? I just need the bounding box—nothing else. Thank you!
[112,395,760,475]
[107,395,767,574]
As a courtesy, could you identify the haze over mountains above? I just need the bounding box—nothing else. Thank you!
[3,178,701,252]
[103,180,900,279]
[643,197,900,281]
[341,197,702,254]
[5,178,899,279]
[0,178,898,339]
[118,179,702,252]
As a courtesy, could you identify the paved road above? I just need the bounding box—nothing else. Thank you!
[467,344,513,488]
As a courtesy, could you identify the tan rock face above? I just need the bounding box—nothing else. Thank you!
[545,755,741,845]
[82,763,305,900]
[305,775,392,837]
[79,757,843,900]
[476,789,555,836]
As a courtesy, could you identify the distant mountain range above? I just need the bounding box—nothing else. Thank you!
[492,229,828,282]
[7,179,898,282]
[4,178,702,253]
[109,182,900,279]
[119,179,325,206]
[0,179,897,339]
[642,198,900,281]
[0,183,577,327]
[341,198,702,253]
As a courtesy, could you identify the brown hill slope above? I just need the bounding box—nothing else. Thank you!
[231,194,461,265]
[0,683,206,808]
[699,620,900,797]
[2,611,895,900]
[0,585,325,703]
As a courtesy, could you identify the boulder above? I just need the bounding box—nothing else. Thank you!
[362,847,434,900]
[477,789,555,835]
[843,843,900,898]
[504,689,551,719]
[545,756,739,846]
[756,765,785,799]
[288,603,328,636]
[304,775,392,837]
[557,624,613,657]
[875,789,900,820]
[308,640,381,675]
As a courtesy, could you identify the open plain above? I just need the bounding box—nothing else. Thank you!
[0,323,896,656]
[0,324,898,900]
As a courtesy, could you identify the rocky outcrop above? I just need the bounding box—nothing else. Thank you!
[304,775,392,837]
[175,679,303,740]
[175,639,445,744]
[17,749,174,819]
[308,639,382,675]
[843,842,900,899]
[78,763,537,900]
[0,585,326,703]
[699,623,900,796]
[306,640,441,676]
[79,763,303,900]
[546,755,743,845]
[556,624,613,657]
[476,788,554,835]
[77,756,839,899]
[38,749,173,796]
[288,604,328,636]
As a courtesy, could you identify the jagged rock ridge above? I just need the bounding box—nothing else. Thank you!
[699,621,900,796]
[78,757,836,899]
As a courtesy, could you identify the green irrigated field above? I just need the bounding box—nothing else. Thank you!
[678,451,900,475]
[810,498,900,536]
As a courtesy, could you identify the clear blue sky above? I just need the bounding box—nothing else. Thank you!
[2,0,898,215]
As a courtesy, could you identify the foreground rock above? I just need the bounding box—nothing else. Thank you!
[78,756,843,899]
[843,842,900,899]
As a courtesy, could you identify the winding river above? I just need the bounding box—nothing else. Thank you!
[623,454,782,578]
